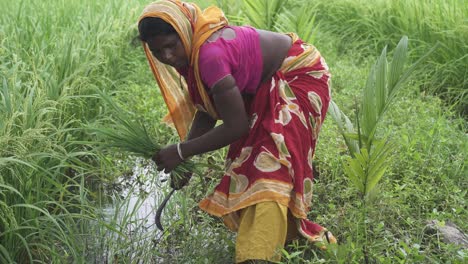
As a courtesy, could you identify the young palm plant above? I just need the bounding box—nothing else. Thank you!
[330,36,438,197]
[240,0,319,47]
[328,36,438,261]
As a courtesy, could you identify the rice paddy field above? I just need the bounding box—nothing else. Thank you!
[0,0,466,263]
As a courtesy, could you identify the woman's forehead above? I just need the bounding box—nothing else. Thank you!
[147,34,179,47]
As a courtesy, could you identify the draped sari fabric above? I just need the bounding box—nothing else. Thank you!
[199,34,336,244]
[139,0,336,248]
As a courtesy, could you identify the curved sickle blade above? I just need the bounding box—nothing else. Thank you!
[155,189,176,231]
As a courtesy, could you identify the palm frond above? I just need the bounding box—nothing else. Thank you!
[361,36,438,148]
[328,101,359,156]
[343,139,392,196]
[334,36,438,196]
[275,4,318,43]
[241,0,287,30]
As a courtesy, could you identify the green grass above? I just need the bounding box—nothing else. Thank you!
[0,0,151,261]
[309,37,467,264]
[0,0,466,263]
[309,0,468,117]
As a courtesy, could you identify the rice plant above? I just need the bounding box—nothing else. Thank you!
[89,91,202,180]
[0,0,153,262]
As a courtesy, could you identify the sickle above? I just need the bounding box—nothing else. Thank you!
[155,188,176,231]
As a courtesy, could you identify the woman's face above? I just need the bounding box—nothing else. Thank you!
[147,34,188,68]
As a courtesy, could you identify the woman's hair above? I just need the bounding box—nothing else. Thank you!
[138,17,177,42]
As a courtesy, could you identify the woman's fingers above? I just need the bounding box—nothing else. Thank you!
[155,157,170,172]
[153,153,164,171]
[152,151,160,164]
[153,144,182,173]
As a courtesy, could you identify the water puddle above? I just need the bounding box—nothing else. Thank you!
[90,157,174,262]
[89,157,234,263]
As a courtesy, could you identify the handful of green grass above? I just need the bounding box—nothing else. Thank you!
[89,91,197,178]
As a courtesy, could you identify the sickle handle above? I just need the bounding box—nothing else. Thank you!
[155,188,176,231]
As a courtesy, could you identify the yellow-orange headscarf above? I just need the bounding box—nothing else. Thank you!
[138,0,228,139]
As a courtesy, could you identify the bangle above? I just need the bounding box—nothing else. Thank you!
[176,143,185,160]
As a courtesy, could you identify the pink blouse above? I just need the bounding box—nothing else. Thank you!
[198,26,263,94]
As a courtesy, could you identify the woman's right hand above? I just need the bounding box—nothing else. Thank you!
[152,144,183,173]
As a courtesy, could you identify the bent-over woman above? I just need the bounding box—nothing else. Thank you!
[137,0,337,262]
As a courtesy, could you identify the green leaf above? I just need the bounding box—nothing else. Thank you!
[0,184,24,200]
[343,156,365,193]
[388,36,408,91]
[0,244,13,264]
[290,251,303,258]
[375,45,388,118]
[275,3,318,43]
[1,78,12,115]
[385,39,439,114]
[242,0,287,30]
[362,62,376,139]
[328,101,359,156]
[89,91,203,176]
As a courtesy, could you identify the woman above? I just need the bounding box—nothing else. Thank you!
[138,0,336,262]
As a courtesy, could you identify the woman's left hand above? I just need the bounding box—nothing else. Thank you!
[152,144,183,173]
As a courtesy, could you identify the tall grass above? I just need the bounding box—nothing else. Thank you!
[90,91,202,180]
[0,0,151,262]
[0,100,97,262]
[1,0,466,262]
[309,0,468,116]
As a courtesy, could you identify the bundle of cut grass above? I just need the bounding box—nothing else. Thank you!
[89,91,198,179]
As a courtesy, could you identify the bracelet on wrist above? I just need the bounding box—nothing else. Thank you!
[177,142,185,160]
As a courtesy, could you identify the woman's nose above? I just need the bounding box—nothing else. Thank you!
[162,49,174,62]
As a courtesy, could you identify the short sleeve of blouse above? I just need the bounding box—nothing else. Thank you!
[198,44,232,89]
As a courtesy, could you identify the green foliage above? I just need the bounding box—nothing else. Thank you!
[241,0,288,30]
[0,0,149,262]
[0,0,466,263]
[90,92,160,159]
[316,47,465,264]
[330,36,437,197]
[310,0,468,116]
[342,139,391,196]
[236,0,320,43]
[275,3,318,43]
[89,91,204,181]
[322,33,465,262]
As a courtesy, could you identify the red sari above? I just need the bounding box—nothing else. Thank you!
[199,35,335,244]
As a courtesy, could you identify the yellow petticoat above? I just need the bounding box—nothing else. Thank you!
[235,202,299,263]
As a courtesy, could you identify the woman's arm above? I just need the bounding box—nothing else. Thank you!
[153,75,249,172]
[185,109,217,141]
[166,106,216,189]
[182,75,249,156]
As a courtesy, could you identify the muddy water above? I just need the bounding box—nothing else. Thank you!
[93,158,173,262]
[101,159,164,225]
